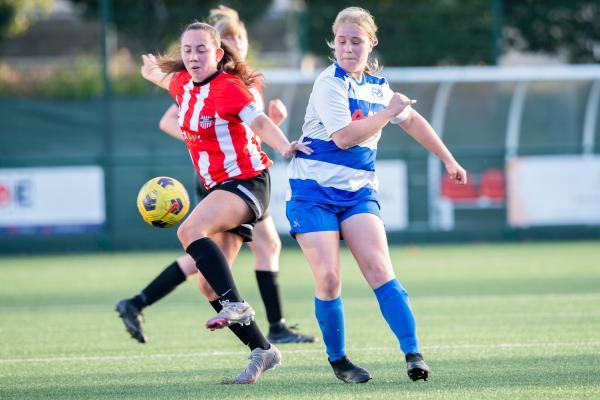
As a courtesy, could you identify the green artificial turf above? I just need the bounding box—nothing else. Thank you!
[1,241,599,399]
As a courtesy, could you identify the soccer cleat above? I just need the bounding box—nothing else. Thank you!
[406,352,430,381]
[329,356,372,383]
[115,299,146,344]
[232,345,282,384]
[267,323,316,344]
[205,300,255,330]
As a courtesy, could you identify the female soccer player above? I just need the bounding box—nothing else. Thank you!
[286,7,467,383]
[116,6,314,347]
[138,20,311,384]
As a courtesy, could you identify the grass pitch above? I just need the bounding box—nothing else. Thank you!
[0,241,599,399]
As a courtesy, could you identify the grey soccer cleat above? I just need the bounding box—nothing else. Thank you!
[205,300,255,331]
[232,346,282,384]
[115,299,146,343]
[406,352,430,381]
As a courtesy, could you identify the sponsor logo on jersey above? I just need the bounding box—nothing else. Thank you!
[199,115,216,129]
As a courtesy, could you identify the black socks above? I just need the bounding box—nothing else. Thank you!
[186,237,242,303]
[255,270,284,325]
[131,261,187,309]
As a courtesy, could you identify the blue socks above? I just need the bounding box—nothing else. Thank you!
[315,296,345,361]
[374,279,419,354]
[315,280,419,360]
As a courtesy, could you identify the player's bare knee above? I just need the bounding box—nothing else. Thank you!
[177,221,208,247]
[318,271,341,296]
[269,235,282,255]
[176,221,190,245]
[364,263,395,288]
[254,236,281,258]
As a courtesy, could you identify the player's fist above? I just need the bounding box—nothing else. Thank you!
[385,92,416,119]
[268,99,288,126]
[444,159,468,184]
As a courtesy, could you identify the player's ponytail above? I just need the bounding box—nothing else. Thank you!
[218,41,261,88]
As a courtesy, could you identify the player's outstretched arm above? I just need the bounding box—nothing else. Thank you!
[250,114,312,158]
[159,105,183,141]
[141,54,172,90]
[399,111,468,184]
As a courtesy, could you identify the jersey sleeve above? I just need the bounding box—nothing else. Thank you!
[248,86,265,113]
[382,82,412,125]
[168,71,188,104]
[311,74,352,136]
[221,79,264,125]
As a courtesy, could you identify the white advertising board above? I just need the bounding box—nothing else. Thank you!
[269,159,408,234]
[0,166,105,234]
[507,156,600,227]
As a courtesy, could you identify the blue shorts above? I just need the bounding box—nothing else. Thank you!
[286,199,381,237]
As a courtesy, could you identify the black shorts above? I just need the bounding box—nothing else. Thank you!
[194,170,271,242]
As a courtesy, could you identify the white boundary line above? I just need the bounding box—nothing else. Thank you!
[1,341,599,365]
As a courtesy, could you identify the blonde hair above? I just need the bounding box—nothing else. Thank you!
[208,5,247,39]
[328,7,380,74]
[157,21,259,87]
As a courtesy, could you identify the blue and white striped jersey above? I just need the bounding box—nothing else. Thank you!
[288,63,411,205]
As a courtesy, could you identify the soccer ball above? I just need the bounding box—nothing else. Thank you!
[137,177,190,228]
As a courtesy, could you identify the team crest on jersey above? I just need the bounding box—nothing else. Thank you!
[371,86,384,100]
[199,115,216,129]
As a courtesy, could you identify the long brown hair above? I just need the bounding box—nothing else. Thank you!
[157,21,259,87]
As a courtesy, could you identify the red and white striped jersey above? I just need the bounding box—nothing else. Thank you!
[169,70,272,189]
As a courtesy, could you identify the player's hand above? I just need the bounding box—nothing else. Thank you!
[444,159,468,184]
[268,99,288,126]
[385,93,416,120]
[282,140,312,158]
[140,54,163,82]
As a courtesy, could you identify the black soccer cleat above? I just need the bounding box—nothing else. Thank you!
[406,352,430,381]
[115,299,147,344]
[329,356,372,383]
[267,323,317,344]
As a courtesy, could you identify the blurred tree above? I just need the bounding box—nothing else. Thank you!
[504,0,599,63]
[0,0,53,42]
[70,0,271,52]
[304,0,599,66]
[304,0,492,67]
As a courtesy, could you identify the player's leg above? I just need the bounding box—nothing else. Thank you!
[196,230,280,384]
[295,230,371,383]
[179,189,257,328]
[115,254,197,343]
[288,199,370,383]
[196,232,242,301]
[194,231,272,349]
[340,205,430,381]
[195,231,266,349]
[249,214,315,343]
